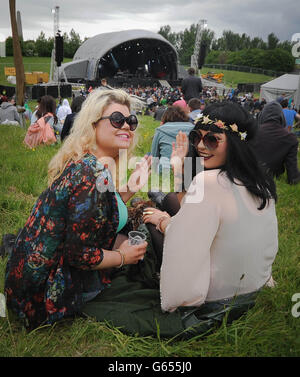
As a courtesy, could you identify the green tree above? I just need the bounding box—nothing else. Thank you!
[177,23,197,65]
[263,48,294,72]
[267,33,279,49]
[278,40,293,52]
[214,30,244,51]
[201,28,215,53]
[158,25,178,50]
[23,40,36,56]
[250,37,267,49]
[35,31,53,57]
[5,36,13,56]
[62,29,82,58]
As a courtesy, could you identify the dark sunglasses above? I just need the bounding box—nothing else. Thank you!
[189,130,225,151]
[96,111,138,131]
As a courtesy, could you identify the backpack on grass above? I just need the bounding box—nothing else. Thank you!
[24,113,57,149]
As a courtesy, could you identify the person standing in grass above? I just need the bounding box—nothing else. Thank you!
[5,88,151,329]
[181,67,203,103]
[252,101,300,185]
[280,99,300,132]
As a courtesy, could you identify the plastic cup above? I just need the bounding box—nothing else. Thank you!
[128,231,147,260]
[128,231,146,245]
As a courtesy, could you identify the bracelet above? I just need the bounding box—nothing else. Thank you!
[115,249,125,268]
[156,213,171,233]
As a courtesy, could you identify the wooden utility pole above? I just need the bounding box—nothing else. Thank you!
[9,0,25,106]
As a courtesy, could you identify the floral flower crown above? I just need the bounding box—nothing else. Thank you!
[194,113,247,141]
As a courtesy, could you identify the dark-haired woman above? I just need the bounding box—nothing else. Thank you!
[143,101,278,313]
[30,95,60,138]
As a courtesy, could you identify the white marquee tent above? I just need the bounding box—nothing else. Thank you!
[260,74,300,109]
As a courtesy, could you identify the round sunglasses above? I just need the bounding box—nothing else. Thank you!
[189,130,225,151]
[96,111,138,131]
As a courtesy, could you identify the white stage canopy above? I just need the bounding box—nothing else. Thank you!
[260,74,300,109]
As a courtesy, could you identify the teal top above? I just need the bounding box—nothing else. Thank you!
[115,192,128,233]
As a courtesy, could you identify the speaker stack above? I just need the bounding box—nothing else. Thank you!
[55,35,64,67]
[30,84,72,100]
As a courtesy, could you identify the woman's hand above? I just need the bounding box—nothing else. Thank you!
[170,131,189,169]
[142,207,170,226]
[127,154,152,192]
[119,239,148,264]
[119,154,152,203]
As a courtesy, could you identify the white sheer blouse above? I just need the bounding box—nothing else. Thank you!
[160,169,278,312]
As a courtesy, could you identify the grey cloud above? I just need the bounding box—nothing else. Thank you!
[0,0,299,43]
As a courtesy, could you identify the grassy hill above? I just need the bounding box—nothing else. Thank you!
[200,67,275,88]
[0,56,72,86]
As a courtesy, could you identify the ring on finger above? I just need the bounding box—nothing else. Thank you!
[143,211,154,215]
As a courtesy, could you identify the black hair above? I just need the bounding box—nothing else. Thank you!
[36,95,58,124]
[188,98,201,111]
[187,101,277,210]
[71,95,86,113]
[280,99,288,108]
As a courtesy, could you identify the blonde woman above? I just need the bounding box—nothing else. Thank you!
[5,89,151,329]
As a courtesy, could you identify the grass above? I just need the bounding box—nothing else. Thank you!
[199,67,275,88]
[0,56,72,86]
[0,104,300,357]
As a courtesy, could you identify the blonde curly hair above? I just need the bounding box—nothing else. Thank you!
[48,88,138,186]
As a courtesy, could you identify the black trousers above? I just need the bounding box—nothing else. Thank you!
[82,193,258,338]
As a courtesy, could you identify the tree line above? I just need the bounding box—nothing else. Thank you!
[158,25,295,72]
[5,29,84,59]
[4,25,296,73]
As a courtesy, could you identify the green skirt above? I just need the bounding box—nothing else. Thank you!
[82,225,257,339]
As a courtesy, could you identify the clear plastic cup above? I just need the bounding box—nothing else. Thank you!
[128,231,146,245]
[128,231,147,260]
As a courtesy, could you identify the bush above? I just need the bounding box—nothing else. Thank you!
[205,48,295,72]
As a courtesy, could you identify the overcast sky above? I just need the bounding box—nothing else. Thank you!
[0,0,299,43]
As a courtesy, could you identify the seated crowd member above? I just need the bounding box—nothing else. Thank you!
[24,95,61,148]
[172,97,189,113]
[61,95,86,142]
[0,95,21,126]
[153,102,167,122]
[188,98,202,123]
[56,98,72,131]
[5,88,150,329]
[252,101,300,185]
[150,106,193,171]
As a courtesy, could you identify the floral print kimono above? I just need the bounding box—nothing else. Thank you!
[5,154,120,329]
